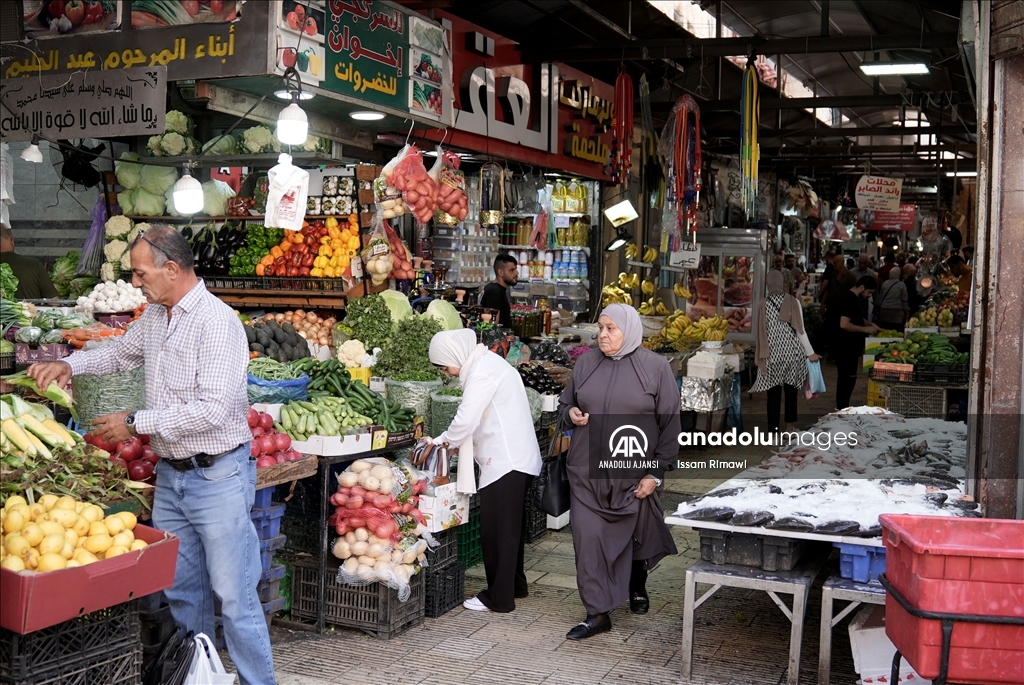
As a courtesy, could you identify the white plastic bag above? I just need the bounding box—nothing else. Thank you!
[184,633,235,685]
[266,153,309,230]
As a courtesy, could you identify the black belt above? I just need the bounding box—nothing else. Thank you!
[165,445,245,471]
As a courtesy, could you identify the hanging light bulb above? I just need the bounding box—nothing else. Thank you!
[173,166,204,215]
[20,135,43,163]
[277,102,308,146]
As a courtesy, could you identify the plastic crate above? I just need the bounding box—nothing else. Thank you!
[425,528,459,569]
[457,514,483,568]
[277,474,323,520]
[257,578,282,603]
[2,644,142,685]
[260,562,287,587]
[281,514,320,554]
[883,384,947,419]
[866,379,887,408]
[290,557,425,639]
[260,534,287,572]
[250,503,286,540]
[0,601,140,683]
[698,529,812,571]
[138,604,175,649]
[524,480,548,543]
[835,543,887,583]
[913,362,968,385]
[425,561,465,618]
[871,362,915,382]
[253,486,275,509]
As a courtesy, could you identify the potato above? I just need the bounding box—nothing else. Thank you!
[351,540,368,556]
[342,557,359,573]
[354,528,369,542]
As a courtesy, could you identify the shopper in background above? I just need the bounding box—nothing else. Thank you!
[947,255,974,292]
[752,271,820,433]
[962,245,974,266]
[479,254,518,328]
[834,276,881,409]
[819,254,857,348]
[771,253,795,296]
[427,329,542,614]
[902,263,923,317]
[874,266,910,331]
[0,226,58,299]
[26,227,276,685]
[559,304,679,640]
[848,253,876,283]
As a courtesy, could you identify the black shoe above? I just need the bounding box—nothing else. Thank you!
[515,591,529,599]
[630,593,649,614]
[566,613,611,640]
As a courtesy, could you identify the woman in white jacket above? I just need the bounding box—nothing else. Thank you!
[426,329,542,613]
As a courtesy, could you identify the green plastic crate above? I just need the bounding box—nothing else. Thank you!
[457,513,482,568]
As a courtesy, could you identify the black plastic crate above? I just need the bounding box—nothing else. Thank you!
[277,476,322,520]
[524,480,548,543]
[4,644,143,685]
[457,514,482,568]
[698,529,823,571]
[281,514,320,554]
[425,528,459,569]
[425,561,465,618]
[0,601,140,683]
[138,604,175,649]
[539,410,559,430]
[290,557,425,639]
[913,362,968,385]
[469,493,481,517]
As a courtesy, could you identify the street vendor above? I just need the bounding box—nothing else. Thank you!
[0,226,58,300]
[27,227,276,685]
[479,254,518,327]
[834,276,881,409]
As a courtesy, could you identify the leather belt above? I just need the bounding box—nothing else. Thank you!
[165,445,245,471]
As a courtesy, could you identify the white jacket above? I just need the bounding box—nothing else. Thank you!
[432,351,542,489]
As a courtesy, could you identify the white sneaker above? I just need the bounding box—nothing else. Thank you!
[463,596,490,612]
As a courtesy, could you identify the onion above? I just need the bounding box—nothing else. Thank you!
[306,312,317,323]
[274,313,285,322]
[294,309,306,319]
[319,336,330,346]
[354,528,369,542]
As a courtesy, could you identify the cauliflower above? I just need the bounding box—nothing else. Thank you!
[242,126,275,154]
[128,222,151,243]
[120,250,132,272]
[100,262,117,282]
[164,110,191,136]
[103,240,128,262]
[147,135,164,157]
[336,339,368,367]
[184,136,198,156]
[159,132,186,156]
[104,215,133,239]
[302,135,325,152]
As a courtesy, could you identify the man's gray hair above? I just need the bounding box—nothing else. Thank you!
[131,225,194,271]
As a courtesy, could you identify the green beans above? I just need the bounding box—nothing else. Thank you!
[247,358,301,381]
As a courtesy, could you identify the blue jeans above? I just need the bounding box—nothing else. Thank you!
[153,444,276,685]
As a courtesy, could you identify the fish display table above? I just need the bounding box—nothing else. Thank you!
[818,571,886,685]
[681,556,827,685]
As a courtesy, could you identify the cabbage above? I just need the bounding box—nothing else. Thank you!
[140,165,178,196]
[425,299,463,331]
[202,134,238,156]
[117,188,136,215]
[164,186,181,217]
[380,289,413,324]
[133,188,165,216]
[115,152,142,189]
[202,179,235,216]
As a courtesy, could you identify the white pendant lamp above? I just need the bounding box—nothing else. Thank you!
[173,169,204,215]
[277,103,308,146]
[20,136,43,163]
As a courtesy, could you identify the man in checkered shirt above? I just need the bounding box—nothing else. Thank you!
[30,226,277,685]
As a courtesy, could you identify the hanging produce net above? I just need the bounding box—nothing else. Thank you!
[72,367,146,428]
[430,390,463,437]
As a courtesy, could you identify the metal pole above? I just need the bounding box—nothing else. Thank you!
[820,0,830,37]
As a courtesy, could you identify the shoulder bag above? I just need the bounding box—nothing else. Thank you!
[535,409,571,517]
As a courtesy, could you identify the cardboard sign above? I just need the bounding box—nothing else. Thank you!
[669,242,702,269]
[855,175,903,212]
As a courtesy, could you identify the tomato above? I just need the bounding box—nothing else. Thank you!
[303,16,317,35]
[181,0,199,16]
[83,1,103,23]
[48,0,66,21]
[294,4,305,18]
[210,0,223,12]
[286,11,299,30]
[64,0,85,26]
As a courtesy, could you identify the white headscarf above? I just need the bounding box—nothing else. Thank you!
[599,304,644,360]
[428,329,487,383]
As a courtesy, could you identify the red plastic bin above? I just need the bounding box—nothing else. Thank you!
[880,514,1024,684]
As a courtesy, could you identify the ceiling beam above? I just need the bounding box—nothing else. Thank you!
[521,32,958,62]
[654,93,969,113]
[713,125,975,140]
[564,0,689,76]
[747,143,977,155]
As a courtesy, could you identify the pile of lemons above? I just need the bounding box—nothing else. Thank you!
[0,495,146,573]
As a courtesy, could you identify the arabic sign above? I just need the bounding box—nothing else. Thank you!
[856,204,916,232]
[325,0,413,112]
[669,242,702,269]
[22,0,121,39]
[560,78,613,165]
[855,174,903,212]
[1,1,269,81]
[0,67,166,142]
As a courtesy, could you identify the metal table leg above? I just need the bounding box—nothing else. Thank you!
[788,583,808,685]
[818,584,835,685]
[681,567,696,680]
[818,571,886,685]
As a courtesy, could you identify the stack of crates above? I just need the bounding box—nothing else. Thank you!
[866,379,886,408]
[0,601,142,685]
[523,478,548,543]
[423,528,465,618]
[457,494,483,568]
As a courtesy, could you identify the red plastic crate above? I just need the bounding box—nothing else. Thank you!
[880,514,1024,684]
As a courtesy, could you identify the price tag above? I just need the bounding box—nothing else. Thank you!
[669,242,701,269]
[350,256,364,278]
[553,215,571,228]
[372,242,389,256]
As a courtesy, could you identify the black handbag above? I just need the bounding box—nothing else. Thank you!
[142,627,196,685]
[535,411,571,517]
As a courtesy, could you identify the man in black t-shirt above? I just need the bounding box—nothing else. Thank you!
[479,254,518,327]
[834,276,881,409]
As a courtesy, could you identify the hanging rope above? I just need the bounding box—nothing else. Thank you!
[610,67,634,185]
[658,95,702,247]
[739,59,760,220]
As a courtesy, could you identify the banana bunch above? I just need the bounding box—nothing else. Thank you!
[602,284,633,307]
[638,298,670,316]
[641,246,659,263]
[673,282,692,299]
[641,279,656,295]
[617,272,640,289]
[660,310,693,340]
[680,315,729,343]
[624,243,640,260]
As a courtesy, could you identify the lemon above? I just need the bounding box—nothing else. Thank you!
[48,509,78,529]
[115,511,137,531]
[21,522,44,547]
[112,532,134,548]
[74,502,85,513]
[73,549,98,565]
[38,494,58,511]
[83,534,112,555]
[53,496,77,511]
[36,553,67,572]
[103,516,126,536]
[39,533,65,555]
[72,516,90,537]
[35,511,50,523]
[60,542,75,559]
[24,549,39,570]
[4,534,30,558]
[129,540,148,551]
[27,503,46,520]
[88,521,108,537]
[2,510,25,534]
[65,559,80,569]
[3,495,27,510]
[38,521,63,537]
[105,545,129,558]
[80,505,102,523]
[63,529,79,547]
[1,555,25,572]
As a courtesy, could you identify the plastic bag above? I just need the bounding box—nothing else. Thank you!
[435,149,469,222]
[246,372,309,404]
[524,387,543,424]
[361,215,393,286]
[184,634,234,685]
[430,391,463,436]
[387,144,436,223]
[376,145,411,220]
[383,221,415,279]
[385,378,441,428]
[805,359,826,398]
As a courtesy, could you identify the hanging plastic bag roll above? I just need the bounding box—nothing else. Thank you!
[266,153,309,231]
[456,438,477,495]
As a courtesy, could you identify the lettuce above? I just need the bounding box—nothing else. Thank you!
[140,165,178,196]
[425,299,463,331]
[380,290,414,324]
[115,152,142,189]
[202,179,236,216]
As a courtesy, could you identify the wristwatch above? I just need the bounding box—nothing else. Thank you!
[648,475,663,487]
[124,412,137,436]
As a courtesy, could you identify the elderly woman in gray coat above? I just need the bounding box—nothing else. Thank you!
[874,266,910,331]
[558,304,680,640]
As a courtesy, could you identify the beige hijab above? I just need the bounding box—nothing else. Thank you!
[756,271,806,372]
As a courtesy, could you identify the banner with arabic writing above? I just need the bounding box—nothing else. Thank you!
[325,0,412,113]
[132,0,239,29]
[0,66,166,142]
[22,0,121,39]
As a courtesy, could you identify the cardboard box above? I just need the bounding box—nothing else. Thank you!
[357,189,375,205]
[355,164,379,181]
[0,525,179,634]
[14,343,71,365]
[418,482,471,533]
[848,605,927,684]
[292,431,375,457]
[360,211,374,228]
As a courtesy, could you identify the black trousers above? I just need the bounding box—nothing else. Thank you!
[834,354,861,409]
[766,384,799,431]
[476,470,531,613]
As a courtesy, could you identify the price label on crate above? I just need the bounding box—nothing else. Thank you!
[669,242,701,269]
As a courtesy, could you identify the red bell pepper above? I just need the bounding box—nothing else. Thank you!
[83,1,103,23]
[48,0,66,21]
